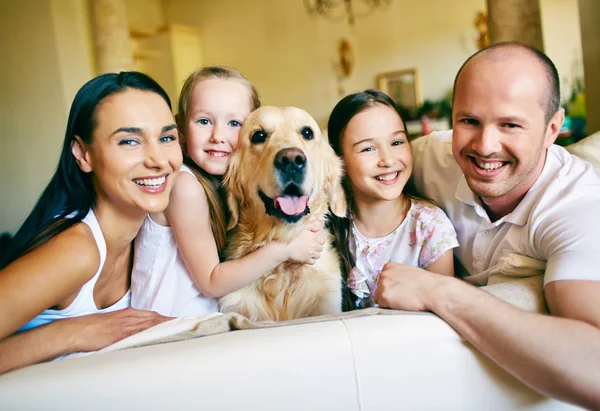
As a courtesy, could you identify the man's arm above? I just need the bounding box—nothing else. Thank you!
[374,264,600,410]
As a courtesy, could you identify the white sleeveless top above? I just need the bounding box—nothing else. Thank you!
[19,209,131,332]
[131,164,219,317]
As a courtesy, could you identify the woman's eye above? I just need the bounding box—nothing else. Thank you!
[118,139,139,146]
[229,120,242,127]
[159,135,176,143]
[301,127,314,140]
[197,118,211,126]
[251,130,267,144]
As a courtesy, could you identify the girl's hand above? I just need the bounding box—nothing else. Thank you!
[285,221,326,265]
[69,308,172,352]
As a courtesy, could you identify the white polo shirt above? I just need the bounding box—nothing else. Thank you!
[411,131,600,286]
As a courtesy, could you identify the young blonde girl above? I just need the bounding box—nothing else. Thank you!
[327,90,458,310]
[132,66,325,316]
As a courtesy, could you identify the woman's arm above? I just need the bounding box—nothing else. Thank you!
[165,173,325,298]
[0,308,170,374]
[0,223,100,339]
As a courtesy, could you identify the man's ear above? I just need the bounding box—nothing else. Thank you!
[71,136,92,173]
[544,108,565,148]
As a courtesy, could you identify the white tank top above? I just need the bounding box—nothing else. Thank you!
[19,209,131,332]
[131,164,219,317]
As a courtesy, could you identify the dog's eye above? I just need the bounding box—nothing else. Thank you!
[301,127,314,140]
[251,130,267,144]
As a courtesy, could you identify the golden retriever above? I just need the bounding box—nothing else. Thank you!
[219,106,347,321]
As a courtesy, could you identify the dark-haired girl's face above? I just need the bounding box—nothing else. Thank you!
[74,89,182,216]
[341,104,412,205]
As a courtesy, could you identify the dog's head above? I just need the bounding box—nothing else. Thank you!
[225,106,347,229]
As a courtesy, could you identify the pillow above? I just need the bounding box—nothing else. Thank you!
[565,131,600,175]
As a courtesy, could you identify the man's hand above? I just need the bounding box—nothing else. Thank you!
[373,262,451,312]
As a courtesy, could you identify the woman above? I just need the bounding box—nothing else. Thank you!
[0,71,182,373]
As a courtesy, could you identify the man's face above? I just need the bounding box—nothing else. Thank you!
[452,57,560,204]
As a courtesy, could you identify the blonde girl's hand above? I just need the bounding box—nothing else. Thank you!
[285,221,326,265]
[69,308,172,353]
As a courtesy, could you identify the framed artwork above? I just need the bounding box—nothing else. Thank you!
[376,68,422,120]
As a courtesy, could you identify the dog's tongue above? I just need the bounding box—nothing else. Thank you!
[275,195,308,216]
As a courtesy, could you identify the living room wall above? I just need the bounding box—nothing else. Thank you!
[161,0,583,126]
[163,0,486,125]
[0,0,93,234]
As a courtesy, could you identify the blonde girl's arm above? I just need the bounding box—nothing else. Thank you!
[166,172,325,299]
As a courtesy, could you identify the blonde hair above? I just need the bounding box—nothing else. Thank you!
[177,66,260,253]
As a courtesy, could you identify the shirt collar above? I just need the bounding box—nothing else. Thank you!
[454,174,530,227]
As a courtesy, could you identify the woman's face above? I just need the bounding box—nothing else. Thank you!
[75,89,183,216]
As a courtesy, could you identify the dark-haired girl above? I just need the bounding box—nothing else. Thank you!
[327,90,458,310]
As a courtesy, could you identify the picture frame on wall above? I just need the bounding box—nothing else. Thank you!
[376,68,422,121]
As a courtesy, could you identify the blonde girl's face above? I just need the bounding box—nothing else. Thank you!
[183,78,253,176]
[341,103,412,205]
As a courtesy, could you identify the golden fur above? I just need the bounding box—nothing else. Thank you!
[219,106,347,321]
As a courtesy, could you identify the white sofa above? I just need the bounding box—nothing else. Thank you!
[0,133,597,411]
[0,312,581,410]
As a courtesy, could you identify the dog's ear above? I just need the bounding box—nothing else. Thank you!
[324,146,348,218]
[224,152,242,230]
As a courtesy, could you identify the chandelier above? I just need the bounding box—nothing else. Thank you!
[304,0,392,26]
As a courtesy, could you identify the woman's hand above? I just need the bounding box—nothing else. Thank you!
[0,308,171,375]
[70,307,172,352]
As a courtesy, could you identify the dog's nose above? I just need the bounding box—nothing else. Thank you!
[274,148,306,174]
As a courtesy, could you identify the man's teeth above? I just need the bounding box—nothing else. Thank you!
[207,151,229,157]
[375,172,398,181]
[133,176,166,187]
[476,160,504,170]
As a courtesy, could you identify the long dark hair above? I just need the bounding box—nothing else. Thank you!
[1,72,171,269]
[327,89,411,310]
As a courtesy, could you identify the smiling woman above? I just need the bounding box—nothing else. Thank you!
[0,72,182,374]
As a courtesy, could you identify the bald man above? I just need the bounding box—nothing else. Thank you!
[374,42,600,408]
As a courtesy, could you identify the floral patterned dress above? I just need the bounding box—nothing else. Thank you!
[348,198,459,306]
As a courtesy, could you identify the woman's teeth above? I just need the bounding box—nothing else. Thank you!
[475,160,504,170]
[375,172,398,181]
[133,176,166,187]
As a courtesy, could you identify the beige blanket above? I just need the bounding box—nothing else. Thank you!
[96,252,546,355]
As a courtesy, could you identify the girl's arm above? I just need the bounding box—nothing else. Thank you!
[0,308,169,375]
[424,249,454,276]
[421,205,459,277]
[165,173,325,298]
